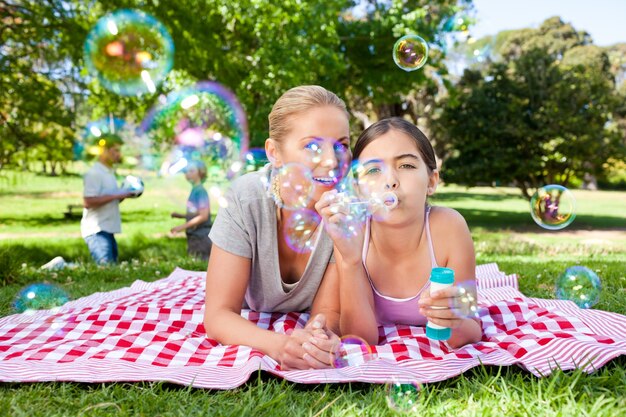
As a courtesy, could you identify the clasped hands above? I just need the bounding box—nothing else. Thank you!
[278,313,340,371]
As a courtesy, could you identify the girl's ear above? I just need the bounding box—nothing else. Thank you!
[265,138,281,166]
[427,170,440,195]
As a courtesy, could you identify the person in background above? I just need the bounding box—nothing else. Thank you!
[170,160,212,260]
[81,133,136,264]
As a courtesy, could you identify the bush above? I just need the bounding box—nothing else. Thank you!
[0,246,27,285]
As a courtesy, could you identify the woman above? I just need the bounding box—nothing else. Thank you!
[204,86,350,370]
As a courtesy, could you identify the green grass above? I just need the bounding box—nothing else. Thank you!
[1,170,625,416]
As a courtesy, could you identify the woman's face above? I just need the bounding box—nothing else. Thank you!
[267,105,351,204]
[355,129,438,223]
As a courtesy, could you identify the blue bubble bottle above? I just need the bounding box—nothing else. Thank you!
[425,267,455,341]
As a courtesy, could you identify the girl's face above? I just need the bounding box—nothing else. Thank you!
[356,129,438,222]
[266,105,351,204]
[184,167,202,183]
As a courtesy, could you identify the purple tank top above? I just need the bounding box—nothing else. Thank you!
[362,206,438,326]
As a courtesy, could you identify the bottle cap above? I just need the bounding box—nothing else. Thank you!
[430,267,454,285]
[426,326,451,341]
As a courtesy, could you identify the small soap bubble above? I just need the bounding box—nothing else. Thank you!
[284,209,321,253]
[393,34,429,71]
[271,163,315,210]
[328,192,368,238]
[332,335,374,368]
[13,283,70,313]
[530,184,576,230]
[351,160,396,220]
[556,266,601,309]
[449,280,480,319]
[84,9,174,96]
[386,379,421,414]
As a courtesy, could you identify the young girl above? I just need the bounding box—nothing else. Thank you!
[204,85,351,370]
[316,117,482,348]
[170,160,212,260]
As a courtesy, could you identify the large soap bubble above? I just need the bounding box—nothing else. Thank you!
[141,81,248,182]
[84,9,174,96]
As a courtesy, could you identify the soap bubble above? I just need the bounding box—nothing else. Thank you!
[13,283,70,313]
[556,266,601,309]
[332,335,375,368]
[530,185,576,230]
[449,280,480,319]
[386,379,421,414]
[84,9,174,96]
[270,163,315,210]
[326,191,369,239]
[351,160,397,220]
[283,209,321,253]
[393,34,429,71]
[141,81,248,183]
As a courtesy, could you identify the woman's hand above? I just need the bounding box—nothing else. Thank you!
[171,212,185,219]
[315,190,365,264]
[277,314,341,371]
[418,286,471,329]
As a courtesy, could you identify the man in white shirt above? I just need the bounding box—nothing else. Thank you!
[81,134,135,264]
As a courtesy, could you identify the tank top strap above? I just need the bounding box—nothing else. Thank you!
[424,206,439,268]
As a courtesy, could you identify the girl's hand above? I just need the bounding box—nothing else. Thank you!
[278,314,339,370]
[418,286,471,329]
[314,190,365,264]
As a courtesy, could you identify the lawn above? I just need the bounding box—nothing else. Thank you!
[1,169,625,416]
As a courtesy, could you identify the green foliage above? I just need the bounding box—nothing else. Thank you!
[2,0,471,170]
[433,17,626,199]
[0,1,86,172]
[0,245,26,286]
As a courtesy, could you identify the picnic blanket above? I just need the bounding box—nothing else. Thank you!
[1,264,625,389]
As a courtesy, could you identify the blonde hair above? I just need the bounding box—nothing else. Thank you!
[268,85,348,144]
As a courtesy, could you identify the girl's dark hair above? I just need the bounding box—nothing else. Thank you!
[353,117,437,173]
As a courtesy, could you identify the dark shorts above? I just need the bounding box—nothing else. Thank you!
[187,234,212,261]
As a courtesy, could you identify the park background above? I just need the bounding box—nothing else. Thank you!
[1,0,625,416]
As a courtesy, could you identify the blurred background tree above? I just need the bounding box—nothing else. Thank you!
[432,17,626,198]
[1,1,624,195]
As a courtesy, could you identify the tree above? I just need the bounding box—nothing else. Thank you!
[1,0,83,173]
[432,17,625,198]
[1,0,473,174]
[337,0,471,131]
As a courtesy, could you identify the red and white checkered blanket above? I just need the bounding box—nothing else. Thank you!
[1,264,625,389]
